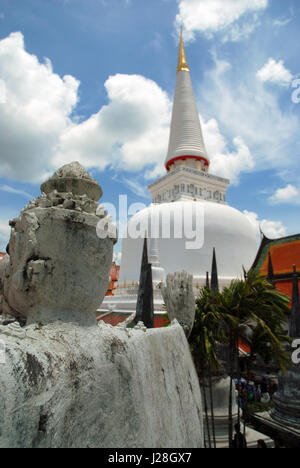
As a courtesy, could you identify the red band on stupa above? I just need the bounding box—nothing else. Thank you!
[165,155,209,171]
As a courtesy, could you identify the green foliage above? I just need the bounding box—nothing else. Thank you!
[189,287,227,374]
[218,270,291,373]
[162,314,170,327]
[190,270,291,448]
[190,270,292,375]
[247,400,275,414]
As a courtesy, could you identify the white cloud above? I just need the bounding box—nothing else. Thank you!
[0,219,10,252]
[269,184,300,204]
[199,54,299,175]
[0,78,6,103]
[243,210,287,241]
[0,184,32,199]
[222,16,260,43]
[0,32,172,183]
[176,0,268,41]
[256,58,293,86]
[122,176,150,199]
[113,251,122,264]
[273,17,292,28]
[144,163,165,181]
[201,117,254,184]
[55,73,171,175]
[0,32,79,182]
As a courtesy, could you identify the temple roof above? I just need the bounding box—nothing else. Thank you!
[251,233,300,309]
[252,233,300,276]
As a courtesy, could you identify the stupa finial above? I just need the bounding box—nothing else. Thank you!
[177,27,190,72]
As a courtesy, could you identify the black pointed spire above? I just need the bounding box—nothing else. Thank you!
[135,237,154,328]
[267,251,275,288]
[210,248,219,292]
[289,265,300,339]
[206,271,210,289]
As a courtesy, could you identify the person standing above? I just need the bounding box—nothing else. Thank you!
[233,424,247,448]
[257,439,268,448]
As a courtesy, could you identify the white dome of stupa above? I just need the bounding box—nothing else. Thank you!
[119,200,257,287]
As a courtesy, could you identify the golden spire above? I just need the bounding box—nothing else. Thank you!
[177,27,190,72]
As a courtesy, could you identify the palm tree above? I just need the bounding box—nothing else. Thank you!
[189,287,228,449]
[217,270,291,447]
[216,281,249,445]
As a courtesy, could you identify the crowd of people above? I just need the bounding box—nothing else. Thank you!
[233,375,285,448]
[235,375,278,408]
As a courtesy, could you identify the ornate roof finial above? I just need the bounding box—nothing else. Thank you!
[177,27,190,72]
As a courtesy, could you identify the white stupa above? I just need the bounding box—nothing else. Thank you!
[101,31,257,314]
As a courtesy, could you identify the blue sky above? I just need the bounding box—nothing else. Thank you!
[0,0,299,260]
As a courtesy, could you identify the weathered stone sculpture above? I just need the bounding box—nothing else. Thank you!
[161,271,195,338]
[0,163,204,448]
[0,319,203,448]
[0,255,11,323]
[0,162,116,326]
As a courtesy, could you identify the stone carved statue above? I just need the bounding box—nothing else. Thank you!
[161,271,195,338]
[0,165,204,449]
[0,162,117,326]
